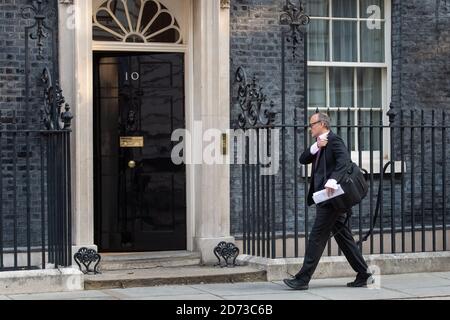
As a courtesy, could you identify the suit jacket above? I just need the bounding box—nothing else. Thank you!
[300,131,352,206]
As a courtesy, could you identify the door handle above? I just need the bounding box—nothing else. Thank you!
[128,160,136,169]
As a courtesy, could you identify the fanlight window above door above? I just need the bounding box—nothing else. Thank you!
[93,0,183,44]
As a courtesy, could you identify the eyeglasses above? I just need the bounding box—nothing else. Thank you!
[309,121,322,128]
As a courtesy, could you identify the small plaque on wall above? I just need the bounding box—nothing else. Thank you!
[120,136,144,148]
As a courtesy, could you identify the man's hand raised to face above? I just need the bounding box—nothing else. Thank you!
[317,137,328,148]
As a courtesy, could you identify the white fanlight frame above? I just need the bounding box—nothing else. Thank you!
[93,0,183,44]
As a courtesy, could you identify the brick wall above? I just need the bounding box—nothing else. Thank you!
[229,0,450,242]
[391,0,450,110]
[0,0,58,248]
[230,0,307,235]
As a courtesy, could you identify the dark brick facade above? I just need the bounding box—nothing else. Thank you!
[387,0,450,240]
[229,0,450,240]
[230,0,307,236]
[391,0,450,110]
[0,0,57,248]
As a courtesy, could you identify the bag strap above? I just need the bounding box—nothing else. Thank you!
[322,141,353,240]
[323,146,327,187]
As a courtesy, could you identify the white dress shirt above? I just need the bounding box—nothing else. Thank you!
[310,131,338,190]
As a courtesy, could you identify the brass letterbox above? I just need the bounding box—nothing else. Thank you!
[120,136,144,148]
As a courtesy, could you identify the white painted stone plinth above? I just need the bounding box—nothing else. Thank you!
[0,268,84,295]
[195,237,235,265]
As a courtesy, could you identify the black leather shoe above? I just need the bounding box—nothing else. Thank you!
[283,278,309,290]
[347,274,374,287]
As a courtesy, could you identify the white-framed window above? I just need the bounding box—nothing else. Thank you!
[306,0,391,156]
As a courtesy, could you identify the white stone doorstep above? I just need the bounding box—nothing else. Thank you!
[237,252,450,281]
[0,268,84,295]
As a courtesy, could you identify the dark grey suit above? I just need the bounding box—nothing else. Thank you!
[295,131,370,283]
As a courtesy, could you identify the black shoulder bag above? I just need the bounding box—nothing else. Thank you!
[322,147,369,213]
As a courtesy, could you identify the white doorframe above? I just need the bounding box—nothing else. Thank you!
[64,0,231,262]
[66,0,196,252]
[72,0,94,248]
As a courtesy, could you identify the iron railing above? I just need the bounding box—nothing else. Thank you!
[0,129,72,270]
[0,0,72,271]
[233,102,450,258]
[232,1,450,258]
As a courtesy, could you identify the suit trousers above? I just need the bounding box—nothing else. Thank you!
[296,204,369,283]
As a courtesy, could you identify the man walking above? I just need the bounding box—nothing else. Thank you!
[283,113,373,290]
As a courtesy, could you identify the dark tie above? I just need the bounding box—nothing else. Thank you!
[314,138,321,168]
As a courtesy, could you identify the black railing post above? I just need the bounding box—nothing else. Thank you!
[304,126,309,255]
[279,0,310,259]
[246,142,251,254]
[40,134,46,269]
[242,147,246,254]
[303,20,309,260]
[0,132,3,269]
[327,107,332,256]
[421,109,425,252]
[281,29,287,258]
[252,140,256,256]
[266,144,270,258]
[388,103,397,253]
[67,131,73,266]
[13,132,18,269]
[261,130,266,258]
[271,148,276,258]
[369,108,374,253]
[400,109,405,253]
[294,108,299,257]
[358,108,363,252]
[410,110,416,252]
[256,129,261,257]
[61,132,66,266]
[379,110,384,253]
[63,119,73,266]
[442,111,447,251]
[347,107,353,247]
[336,108,342,256]
[431,110,436,251]
[266,129,271,258]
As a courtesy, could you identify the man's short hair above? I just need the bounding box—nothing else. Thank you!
[311,112,331,129]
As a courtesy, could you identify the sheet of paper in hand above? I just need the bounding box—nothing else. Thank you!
[312,185,345,204]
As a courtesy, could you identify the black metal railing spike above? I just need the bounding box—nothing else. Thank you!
[235,66,276,129]
[62,104,73,129]
[21,0,53,60]
[280,0,310,59]
[387,103,397,125]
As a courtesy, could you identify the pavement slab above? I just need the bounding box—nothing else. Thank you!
[9,290,111,300]
[4,271,450,300]
[125,294,223,300]
[221,292,326,300]
[190,282,287,297]
[104,285,205,298]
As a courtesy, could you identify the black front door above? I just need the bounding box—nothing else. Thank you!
[94,52,186,252]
